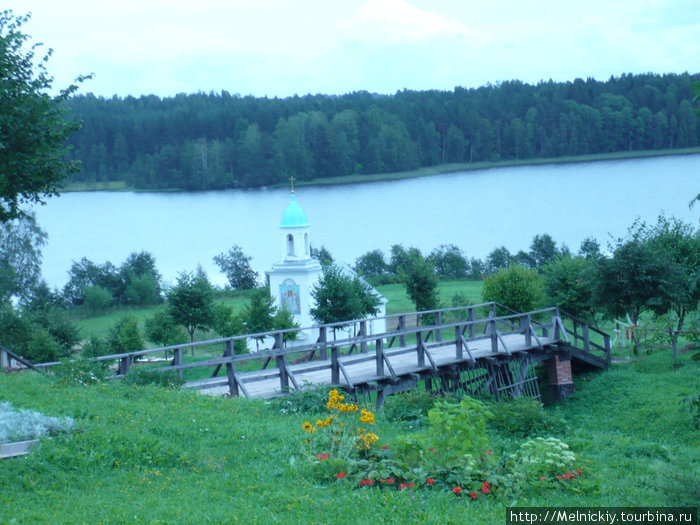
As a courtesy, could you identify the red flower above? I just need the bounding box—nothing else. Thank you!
[408,482,415,488]
[381,445,389,450]
[576,470,582,476]
[315,453,330,460]
[539,476,547,481]
[398,483,408,490]
[469,491,478,500]
[485,449,493,455]
[386,478,395,484]
[429,448,436,452]
[367,480,374,486]
[556,475,562,479]
[426,478,435,485]
[452,487,462,495]
[481,481,490,494]
[336,472,347,479]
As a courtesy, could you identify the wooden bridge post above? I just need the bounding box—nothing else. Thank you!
[375,338,384,376]
[0,346,8,370]
[416,331,425,367]
[318,326,328,360]
[118,355,131,376]
[359,320,368,353]
[520,314,532,347]
[455,325,463,360]
[398,315,406,347]
[604,334,612,364]
[274,333,289,391]
[488,305,498,353]
[173,347,183,378]
[468,307,475,338]
[582,324,590,353]
[434,311,442,342]
[224,340,239,397]
[552,309,561,340]
[331,345,340,384]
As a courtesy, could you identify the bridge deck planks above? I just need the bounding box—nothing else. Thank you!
[188,332,556,398]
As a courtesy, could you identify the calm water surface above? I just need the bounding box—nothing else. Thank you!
[33,155,700,289]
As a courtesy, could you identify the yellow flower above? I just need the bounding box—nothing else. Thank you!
[360,409,375,424]
[302,421,316,434]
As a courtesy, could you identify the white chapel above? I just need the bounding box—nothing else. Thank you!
[266,190,323,335]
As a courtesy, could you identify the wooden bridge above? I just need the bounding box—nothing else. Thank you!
[11,303,611,405]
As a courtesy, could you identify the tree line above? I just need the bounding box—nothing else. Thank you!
[63,73,700,190]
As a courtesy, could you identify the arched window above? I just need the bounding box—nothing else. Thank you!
[304,233,309,256]
[286,234,295,257]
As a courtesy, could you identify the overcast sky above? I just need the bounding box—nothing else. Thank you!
[6,0,700,99]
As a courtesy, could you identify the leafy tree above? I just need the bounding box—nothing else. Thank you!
[81,333,109,359]
[0,213,46,304]
[211,303,248,354]
[355,249,389,280]
[310,264,381,327]
[643,216,700,358]
[543,255,596,320]
[596,219,675,327]
[389,244,421,276]
[273,305,300,343]
[485,246,512,274]
[578,237,602,259]
[401,252,440,320]
[429,244,469,279]
[81,286,113,316]
[106,315,144,355]
[482,264,545,313]
[145,309,185,347]
[528,233,560,271]
[166,270,215,346]
[242,287,276,350]
[213,245,259,290]
[0,11,87,222]
[310,245,334,267]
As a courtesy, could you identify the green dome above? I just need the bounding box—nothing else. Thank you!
[280,194,310,228]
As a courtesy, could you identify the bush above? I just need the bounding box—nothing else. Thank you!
[273,381,332,414]
[506,436,576,482]
[124,367,185,389]
[482,263,545,312]
[382,389,437,425]
[52,358,108,387]
[489,396,567,438]
[426,397,493,460]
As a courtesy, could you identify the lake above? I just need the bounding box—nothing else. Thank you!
[33,154,700,289]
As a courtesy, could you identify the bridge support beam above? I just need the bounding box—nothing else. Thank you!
[547,352,574,401]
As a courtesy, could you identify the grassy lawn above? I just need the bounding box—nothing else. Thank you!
[0,348,697,524]
[73,281,484,342]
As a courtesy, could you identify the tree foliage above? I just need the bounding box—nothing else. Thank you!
[0,213,46,304]
[213,245,259,290]
[0,11,87,222]
[166,271,215,344]
[401,252,440,316]
[59,73,700,191]
[310,264,381,326]
[106,315,143,355]
[482,264,545,313]
[543,255,596,320]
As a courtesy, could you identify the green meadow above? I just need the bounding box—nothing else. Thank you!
[0,347,697,524]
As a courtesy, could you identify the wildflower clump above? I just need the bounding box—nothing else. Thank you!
[302,390,379,463]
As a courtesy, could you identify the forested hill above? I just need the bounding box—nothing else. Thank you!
[64,72,700,191]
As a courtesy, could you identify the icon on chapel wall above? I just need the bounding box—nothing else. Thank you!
[280,279,301,315]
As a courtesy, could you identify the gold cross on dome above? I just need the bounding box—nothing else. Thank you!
[289,176,295,193]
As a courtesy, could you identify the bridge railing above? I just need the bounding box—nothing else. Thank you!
[6,303,609,393]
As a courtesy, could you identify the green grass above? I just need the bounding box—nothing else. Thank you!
[0,348,697,523]
[377,280,484,315]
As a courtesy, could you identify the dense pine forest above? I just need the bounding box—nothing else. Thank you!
[64,72,700,190]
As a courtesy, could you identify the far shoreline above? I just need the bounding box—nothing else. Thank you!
[62,147,700,193]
